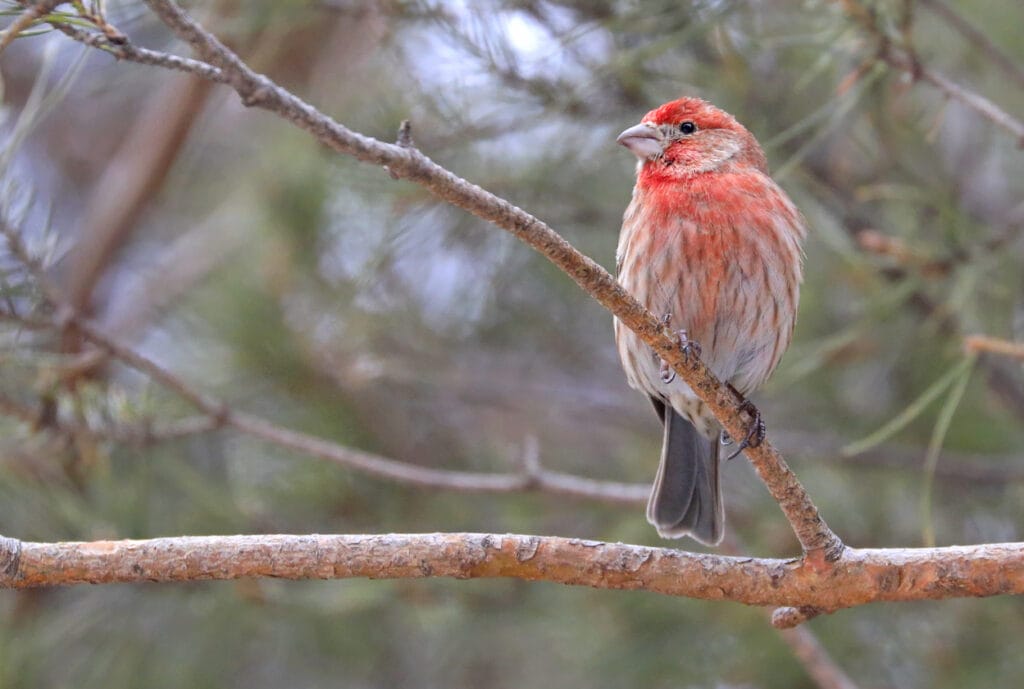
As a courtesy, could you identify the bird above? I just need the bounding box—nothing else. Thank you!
[614,97,806,545]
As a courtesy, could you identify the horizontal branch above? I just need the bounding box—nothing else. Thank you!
[0,301,649,504]
[230,408,648,502]
[964,334,1024,362]
[2,532,1022,612]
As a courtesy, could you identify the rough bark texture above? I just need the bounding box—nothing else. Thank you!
[2,533,1021,612]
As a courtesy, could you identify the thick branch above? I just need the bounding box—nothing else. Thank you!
[1,532,1021,612]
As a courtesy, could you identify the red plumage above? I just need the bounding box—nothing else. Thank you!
[614,98,805,545]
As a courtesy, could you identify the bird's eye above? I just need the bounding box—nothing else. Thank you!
[679,121,697,135]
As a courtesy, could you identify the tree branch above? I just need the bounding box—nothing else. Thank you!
[21,0,842,557]
[0,306,649,504]
[0,0,61,56]
[919,0,1024,93]
[137,0,839,557]
[0,532,1021,612]
[964,334,1024,362]
[777,625,861,689]
[835,0,1024,146]
[40,12,227,82]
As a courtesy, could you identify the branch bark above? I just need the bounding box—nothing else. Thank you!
[136,0,839,557]
[1,532,1021,612]
[18,0,843,557]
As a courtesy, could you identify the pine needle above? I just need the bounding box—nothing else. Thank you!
[920,352,976,546]
[841,355,975,457]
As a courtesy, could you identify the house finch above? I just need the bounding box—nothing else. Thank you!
[614,97,805,545]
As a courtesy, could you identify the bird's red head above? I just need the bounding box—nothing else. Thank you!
[617,97,767,181]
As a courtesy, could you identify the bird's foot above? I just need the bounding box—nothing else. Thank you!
[659,359,675,384]
[657,316,701,384]
[723,389,765,461]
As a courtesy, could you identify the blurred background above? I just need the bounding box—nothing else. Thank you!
[0,0,1023,687]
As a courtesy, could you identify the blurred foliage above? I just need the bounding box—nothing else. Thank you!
[1,0,1023,687]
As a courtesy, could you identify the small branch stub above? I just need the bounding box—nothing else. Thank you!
[964,334,1024,361]
[0,535,21,576]
[772,605,824,629]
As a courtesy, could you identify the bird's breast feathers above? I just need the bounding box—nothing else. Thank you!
[614,170,804,397]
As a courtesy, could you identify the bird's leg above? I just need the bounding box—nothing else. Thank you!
[657,315,701,384]
[723,383,766,461]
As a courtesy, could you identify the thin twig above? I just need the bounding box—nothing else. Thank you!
[964,335,1024,362]
[0,0,61,56]
[0,252,650,503]
[24,7,227,82]
[0,390,219,443]
[64,318,648,500]
[777,625,861,689]
[716,531,860,681]
[914,62,1024,146]
[835,0,1024,146]
[919,0,1024,93]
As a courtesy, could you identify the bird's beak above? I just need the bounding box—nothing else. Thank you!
[616,122,663,159]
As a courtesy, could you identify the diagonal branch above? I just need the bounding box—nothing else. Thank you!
[777,625,861,689]
[0,302,648,504]
[0,0,61,56]
[15,0,839,554]
[911,60,1024,146]
[109,0,838,558]
[919,0,1024,93]
[835,0,1024,146]
[37,10,227,82]
[1,532,1021,613]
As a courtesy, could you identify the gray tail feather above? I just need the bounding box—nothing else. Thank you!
[646,398,724,545]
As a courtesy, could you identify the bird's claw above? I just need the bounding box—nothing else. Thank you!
[657,318,701,385]
[724,399,765,461]
[677,330,701,363]
[659,359,676,384]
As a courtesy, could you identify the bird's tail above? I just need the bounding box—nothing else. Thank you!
[646,402,724,545]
